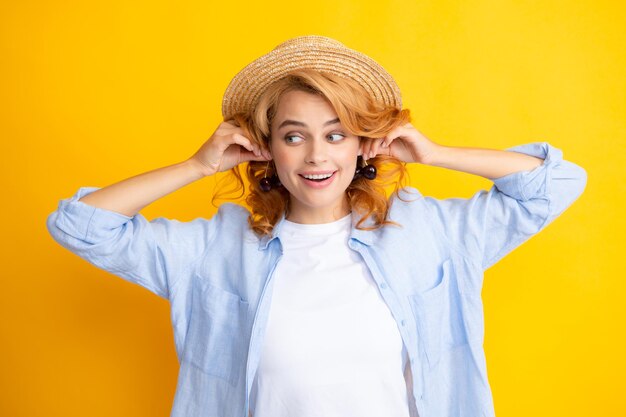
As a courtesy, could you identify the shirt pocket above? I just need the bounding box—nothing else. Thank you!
[408,258,468,370]
[184,277,249,387]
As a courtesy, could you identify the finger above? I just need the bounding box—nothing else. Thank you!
[232,133,260,156]
[240,150,271,163]
[368,139,377,159]
[370,138,385,158]
[360,139,369,161]
[258,148,271,160]
[213,132,248,153]
[383,127,401,147]
[381,135,390,148]
[362,137,374,161]
[366,137,379,159]
[379,137,390,155]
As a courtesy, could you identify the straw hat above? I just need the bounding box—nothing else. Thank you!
[221,35,402,120]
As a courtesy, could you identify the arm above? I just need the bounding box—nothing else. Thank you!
[78,121,270,217]
[78,159,206,217]
[423,142,587,271]
[363,122,544,179]
[425,145,545,180]
[365,126,587,271]
[47,121,270,298]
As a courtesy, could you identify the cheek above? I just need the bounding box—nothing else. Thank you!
[339,147,359,170]
[271,150,298,184]
[271,149,292,172]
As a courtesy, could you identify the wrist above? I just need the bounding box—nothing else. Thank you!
[184,157,215,179]
[423,144,449,167]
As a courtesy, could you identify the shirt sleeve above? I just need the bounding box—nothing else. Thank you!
[422,142,588,271]
[46,186,218,299]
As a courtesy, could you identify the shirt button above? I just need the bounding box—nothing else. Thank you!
[379,282,388,289]
[401,319,406,326]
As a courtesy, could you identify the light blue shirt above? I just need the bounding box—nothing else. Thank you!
[46,142,587,417]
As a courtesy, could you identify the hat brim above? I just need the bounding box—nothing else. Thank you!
[222,36,402,120]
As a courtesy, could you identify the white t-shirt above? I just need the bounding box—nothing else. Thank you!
[250,213,417,417]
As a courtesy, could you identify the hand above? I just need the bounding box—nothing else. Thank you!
[359,123,441,165]
[188,121,272,177]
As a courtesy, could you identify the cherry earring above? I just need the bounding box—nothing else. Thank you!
[260,161,282,192]
[354,156,377,180]
[260,161,272,192]
[362,158,377,180]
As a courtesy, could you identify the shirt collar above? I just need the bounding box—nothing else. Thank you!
[257,209,375,250]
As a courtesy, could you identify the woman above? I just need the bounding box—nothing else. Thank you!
[47,35,587,417]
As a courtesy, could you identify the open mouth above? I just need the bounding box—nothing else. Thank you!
[301,172,335,182]
[298,171,337,186]
[299,172,335,180]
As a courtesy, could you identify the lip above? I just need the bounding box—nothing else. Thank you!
[298,171,337,189]
[299,170,336,176]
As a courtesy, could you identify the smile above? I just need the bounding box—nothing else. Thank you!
[298,171,337,188]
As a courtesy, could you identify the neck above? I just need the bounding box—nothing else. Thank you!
[286,197,351,224]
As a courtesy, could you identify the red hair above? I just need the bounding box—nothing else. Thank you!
[214,69,412,237]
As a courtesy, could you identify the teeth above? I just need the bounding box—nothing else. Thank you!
[303,173,333,180]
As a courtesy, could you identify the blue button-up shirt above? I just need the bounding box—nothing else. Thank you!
[46,142,586,417]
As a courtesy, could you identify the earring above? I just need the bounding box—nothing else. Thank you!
[354,156,377,180]
[260,161,282,192]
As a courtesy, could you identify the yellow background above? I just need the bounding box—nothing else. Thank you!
[2,0,624,415]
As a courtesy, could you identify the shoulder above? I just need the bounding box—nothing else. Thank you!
[150,203,251,242]
[373,186,431,233]
[388,186,425,216]
[392,186,424,201]
[385,186,449,236]
[215,202,251,218]
[212,202,252,230]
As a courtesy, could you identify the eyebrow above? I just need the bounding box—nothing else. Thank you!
[277,117,340,130]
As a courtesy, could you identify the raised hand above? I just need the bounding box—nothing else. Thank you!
[359,123,441,165]
[190,121,272,177]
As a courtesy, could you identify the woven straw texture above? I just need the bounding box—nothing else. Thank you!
[222,35,402,119]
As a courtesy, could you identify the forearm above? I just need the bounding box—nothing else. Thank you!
[78,159,207,217]
[427,145,544,180]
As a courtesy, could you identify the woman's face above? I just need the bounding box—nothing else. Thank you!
[269,89,360,224]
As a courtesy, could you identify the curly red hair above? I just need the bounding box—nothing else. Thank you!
[213,69,413,237]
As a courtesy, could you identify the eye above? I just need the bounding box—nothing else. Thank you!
[284,135,304,144]
[328,133,345,142]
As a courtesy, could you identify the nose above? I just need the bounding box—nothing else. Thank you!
[304,137,329,164]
